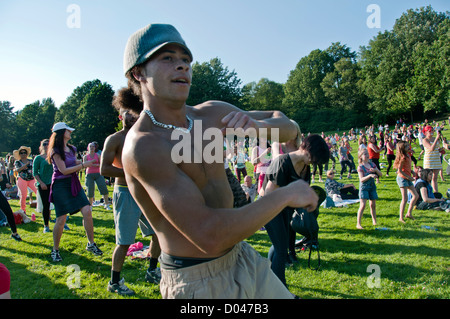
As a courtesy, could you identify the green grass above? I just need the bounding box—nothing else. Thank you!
[1,135,449,299]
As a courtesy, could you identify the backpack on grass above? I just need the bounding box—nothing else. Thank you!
[291,185,325,270]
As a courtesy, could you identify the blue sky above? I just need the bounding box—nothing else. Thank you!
[0,0,448,112]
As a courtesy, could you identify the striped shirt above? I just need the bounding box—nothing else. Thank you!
[423,139,442,170]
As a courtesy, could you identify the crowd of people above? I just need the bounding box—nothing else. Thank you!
[2,105,449,299]
[1,24,449,299]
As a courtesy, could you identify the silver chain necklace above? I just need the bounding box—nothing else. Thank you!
[143,109,193,133]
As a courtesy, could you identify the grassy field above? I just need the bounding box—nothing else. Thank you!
[1,130,449,300]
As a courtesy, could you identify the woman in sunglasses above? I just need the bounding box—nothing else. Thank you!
[13,146,37,214]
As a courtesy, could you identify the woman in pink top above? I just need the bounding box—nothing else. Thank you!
[83,142,110,209]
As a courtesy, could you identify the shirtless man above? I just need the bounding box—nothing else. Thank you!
[122,24,318,299]
[100,87,161,296]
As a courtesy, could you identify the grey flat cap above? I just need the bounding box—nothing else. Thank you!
[123,24,193,75]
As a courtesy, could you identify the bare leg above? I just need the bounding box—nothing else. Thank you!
[80,205,94,244]
[369,200,377,225]
[53,215,66,250]
[356,199,367,229]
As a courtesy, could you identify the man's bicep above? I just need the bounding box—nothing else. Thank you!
[101,138,118,167]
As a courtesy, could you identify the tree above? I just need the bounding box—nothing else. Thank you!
[56,79,104,126]
[409,19,450,114]
[56,79,116,151]
[0,101,17,152]
[241,78,284,112]
[76,82,117,149]
[359,6,449,122]
[187,57,242,106]
[14,98,57,153]
[283,42,356,111]
[283,49,331,110]
[321,58,366,111]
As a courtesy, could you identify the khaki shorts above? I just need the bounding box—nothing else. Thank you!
[159,241,294,299]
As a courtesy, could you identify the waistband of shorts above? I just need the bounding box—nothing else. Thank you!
[114,184,129,192]
[159,242,244,284]
[159,253,217,270]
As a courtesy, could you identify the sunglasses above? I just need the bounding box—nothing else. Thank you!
[43,143,49,146]
[19,152,27,155]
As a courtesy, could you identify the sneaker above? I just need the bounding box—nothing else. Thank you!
[43,226,51,233]
[63,224,70,231]
[51,249,62,262]
[107,278,135,296]
[103,204,111,211]
[11,233,22,241]
[86,242,103,256]
[145,268,161,284]
[92,200,102,207]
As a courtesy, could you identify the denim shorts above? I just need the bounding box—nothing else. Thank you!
[396,175,413,188]
[359,188,378,200]
[113,185,154,245]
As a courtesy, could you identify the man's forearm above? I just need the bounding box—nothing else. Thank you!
[254,111,297,143]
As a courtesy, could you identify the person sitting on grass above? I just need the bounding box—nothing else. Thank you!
[324,169,359,201]
[3,183,18,199]
[414,168,447,211]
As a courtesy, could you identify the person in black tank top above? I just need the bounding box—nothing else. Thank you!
[261,135,329,288]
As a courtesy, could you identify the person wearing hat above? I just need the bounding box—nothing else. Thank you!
[47,122,103,262]
[121,24,317,299]
[422,125,447,193]
[13,146,37,214]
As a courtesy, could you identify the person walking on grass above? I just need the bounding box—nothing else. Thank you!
[13,146,37,215]
[33,139,53,233]
[394,141,419,223]
[356,148,382,229]
[84,142,110,210]
[47,122,103,262]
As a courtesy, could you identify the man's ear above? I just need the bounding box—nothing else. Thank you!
[132,66,145,82]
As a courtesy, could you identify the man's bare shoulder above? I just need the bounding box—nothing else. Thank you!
[105,129,127,147]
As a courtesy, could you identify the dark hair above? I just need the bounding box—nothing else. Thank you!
[300,134,330,165]
[112,86,143,116]
[47,130,74,164]
[420,168,433,181]
[125,66,143,101]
